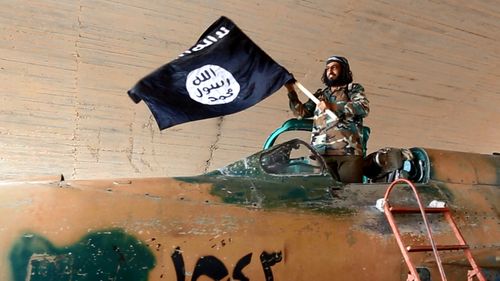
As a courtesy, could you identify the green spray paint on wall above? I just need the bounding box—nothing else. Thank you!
[9,229,155,281]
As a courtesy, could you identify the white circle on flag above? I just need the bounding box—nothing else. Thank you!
[186,65,240,105]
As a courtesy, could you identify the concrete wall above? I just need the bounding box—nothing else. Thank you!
[0,0,499,180]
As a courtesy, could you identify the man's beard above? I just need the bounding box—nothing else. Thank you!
[322,69,352,87]
[324,77,338,87]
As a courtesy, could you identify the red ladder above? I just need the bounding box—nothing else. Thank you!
[383,178,486,281]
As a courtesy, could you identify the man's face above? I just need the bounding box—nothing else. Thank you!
[325,61,342,81]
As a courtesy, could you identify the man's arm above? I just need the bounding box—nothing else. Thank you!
[285,82,315,119]
[325,83,369,119]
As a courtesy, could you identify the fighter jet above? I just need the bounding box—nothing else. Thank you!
[1,119,498,281]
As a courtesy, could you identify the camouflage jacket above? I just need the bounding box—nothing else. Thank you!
[289,83,369,156]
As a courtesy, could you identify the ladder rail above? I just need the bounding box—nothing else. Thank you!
[442,212,486,281]
[384,178,448,280]
[383,201,422,280]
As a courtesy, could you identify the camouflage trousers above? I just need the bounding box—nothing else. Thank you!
[324,155,364,183]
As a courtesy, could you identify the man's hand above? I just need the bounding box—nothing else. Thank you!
[285,82,295,93]
[284,75,297,93]
[318,101,328,112]
[318,101,337,112]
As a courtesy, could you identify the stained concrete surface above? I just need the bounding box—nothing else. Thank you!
[0,0,499,180]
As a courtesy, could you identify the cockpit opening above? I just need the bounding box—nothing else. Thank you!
[259,139,430,184]
[260,140,328,176]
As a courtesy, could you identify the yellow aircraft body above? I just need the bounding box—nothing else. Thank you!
[0,140,498,280]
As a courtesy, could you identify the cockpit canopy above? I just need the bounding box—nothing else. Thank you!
[218,138,429,185]
[260,139,329,176]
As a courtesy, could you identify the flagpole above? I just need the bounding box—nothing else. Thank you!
[294,81,338,121]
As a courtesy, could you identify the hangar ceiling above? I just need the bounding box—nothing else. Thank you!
[0,0,499,180]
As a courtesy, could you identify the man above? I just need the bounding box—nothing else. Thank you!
[285,55,369,183]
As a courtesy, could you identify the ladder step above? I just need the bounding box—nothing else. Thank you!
[389,206,449,213]
[406,244,469,252]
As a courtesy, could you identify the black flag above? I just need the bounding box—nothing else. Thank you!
[128,16,292,130]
